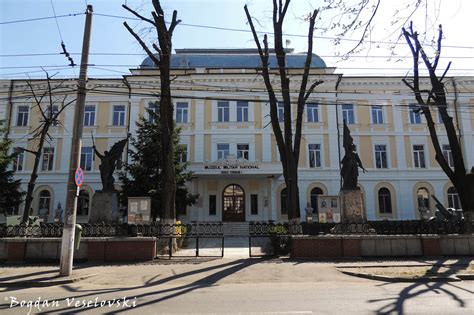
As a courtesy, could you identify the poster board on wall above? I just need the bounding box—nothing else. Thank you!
[127,197,151,224]
[318,195,341,223]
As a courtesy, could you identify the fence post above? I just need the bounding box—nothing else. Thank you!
[248,236,252,258]
[196,236,199,257]
[221,237,225,258]
[169,237,172,259]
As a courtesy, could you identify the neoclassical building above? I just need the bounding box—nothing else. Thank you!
[1,48,473,223]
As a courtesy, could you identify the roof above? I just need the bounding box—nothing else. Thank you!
[140,48,327,69]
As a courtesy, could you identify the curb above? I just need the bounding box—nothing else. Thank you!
[336,268,463,282]
[0,274,97,287]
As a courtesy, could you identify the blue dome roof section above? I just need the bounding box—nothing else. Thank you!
[140,48,326,69]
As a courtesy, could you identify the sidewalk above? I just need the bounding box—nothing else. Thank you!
[0,257,473,288]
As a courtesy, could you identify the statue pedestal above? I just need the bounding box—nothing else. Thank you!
[90,192,119,224]
[340,189,366,223]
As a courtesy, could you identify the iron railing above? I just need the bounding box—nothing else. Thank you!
[0,222,223,238]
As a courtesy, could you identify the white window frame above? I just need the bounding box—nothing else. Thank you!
[177,144,188,163]
[442,144,454,168]
[217,101,229,122]
[84,105,96,126]
[308,143,322,168]
[112,105,126,126]
[306,103,319,123]
[374,144,388,169]
[371,105,384,124]
[16,105,29,127]
[146,101,159,123]
[41,147,55,171]
[80,146,94,171]
[13,147,25,171]
[217,143,230,160]
[237,101,249,122]
[176,102,188,123]
[277,102,285,122]
[409,104,422,124]
[342,104,355,124]
[237,144,249,160]
[413,144,426,168]
[447,187,460,209]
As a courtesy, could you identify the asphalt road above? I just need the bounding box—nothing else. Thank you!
[1,260,473,314]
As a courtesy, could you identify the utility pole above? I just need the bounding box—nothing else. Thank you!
[59,4,93,277]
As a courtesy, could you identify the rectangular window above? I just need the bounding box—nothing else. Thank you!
[41,147,54,171]
[308,144,321,168]
[371,105,384,124]
[217,101,229,122]
[442,144,454,167]
[178,144,187,163]
[45,105,59,125]
[413,145,426,168]
[277,102,285,122]
[409,104,422,124]
[307,103,319,123]
[237,101,249,122]
[84,105,96,126]
[147,101,159,123]
[209,195,216,216]
[13,147,24,171]
[16,106,29,127]
[342,104,354,124]
[251,194,258,215]
[176,102,188,123]
[80,147,93,171]
[217,144,229,160]
[237,144,249,160]
[112,105,125,126]
[374,145,388,169]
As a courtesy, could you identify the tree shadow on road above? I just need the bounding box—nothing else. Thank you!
[367,258,473,314]
[15,258,260,314]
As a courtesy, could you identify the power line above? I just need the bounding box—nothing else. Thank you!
[95,12,474,50]
[0,12,84,25]
[2,11,473,50]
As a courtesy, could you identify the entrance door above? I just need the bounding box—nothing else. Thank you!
[223,184,245,221]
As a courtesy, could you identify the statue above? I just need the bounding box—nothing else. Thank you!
[92,135,129,192]
[340,120,366,190]
[54,202,63,223]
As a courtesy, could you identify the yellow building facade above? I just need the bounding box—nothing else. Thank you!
[1,49,473,223]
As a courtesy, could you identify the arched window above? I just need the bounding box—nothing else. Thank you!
[222,184,245,221]
[310,187,323,215]
[417,188,430,210]
[280,188,288,215]
[378,188,392,213]
[38,190,51,222]
[77,190,90,216]
[447,187,460,209]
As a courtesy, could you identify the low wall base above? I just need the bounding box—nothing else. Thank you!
[291,235,474,259]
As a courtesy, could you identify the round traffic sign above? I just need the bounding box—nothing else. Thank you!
[75,167,84,187]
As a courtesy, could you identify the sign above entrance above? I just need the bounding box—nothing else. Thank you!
[204,155,259,174]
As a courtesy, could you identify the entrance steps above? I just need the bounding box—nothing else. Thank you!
[222,222,250,236]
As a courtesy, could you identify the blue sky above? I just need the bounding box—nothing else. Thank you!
[1,0,473,78]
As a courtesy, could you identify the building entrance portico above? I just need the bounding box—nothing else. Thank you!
[223,184,245,221]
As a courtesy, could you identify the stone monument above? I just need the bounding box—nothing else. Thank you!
[90,136,128,224]
[340,120,367,223]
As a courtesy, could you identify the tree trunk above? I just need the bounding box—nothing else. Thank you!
[21,128,48,224]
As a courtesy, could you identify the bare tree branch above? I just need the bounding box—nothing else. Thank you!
[122,4,156,26]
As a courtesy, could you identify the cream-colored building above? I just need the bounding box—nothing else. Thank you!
[1,49,473,223]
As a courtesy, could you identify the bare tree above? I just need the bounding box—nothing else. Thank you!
[402,22,474,221]
[244,1,322,221]
[20,75,75,223]
[123,0,180,224]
